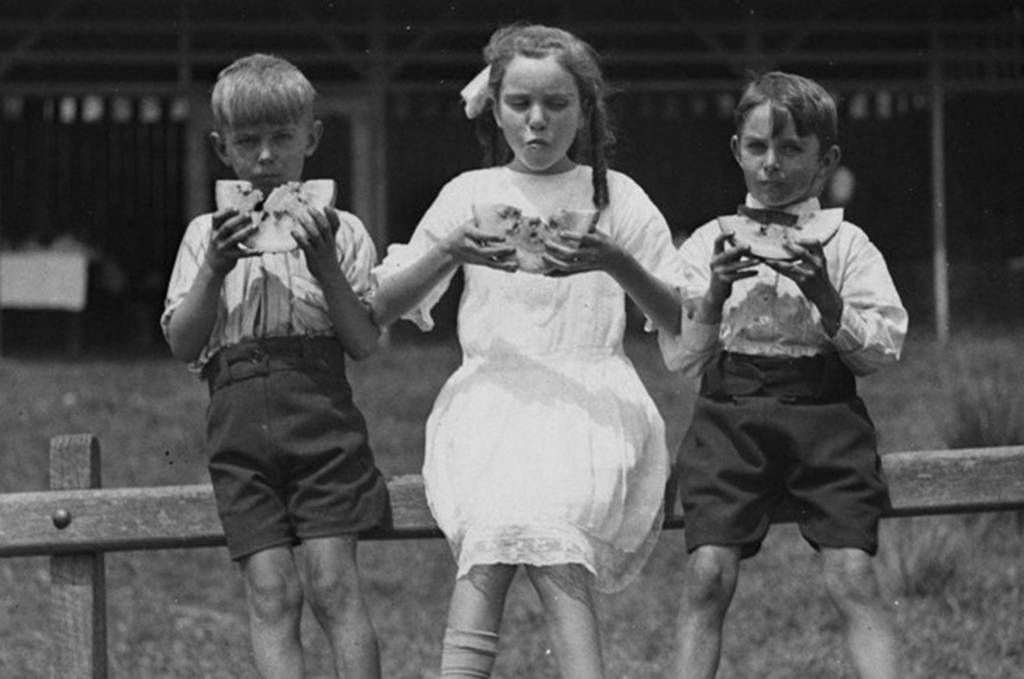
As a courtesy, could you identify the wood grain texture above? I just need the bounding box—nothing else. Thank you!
[48,434,107,679]
[4,442,1023,557]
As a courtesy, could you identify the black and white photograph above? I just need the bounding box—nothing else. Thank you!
[1,1,1023,677]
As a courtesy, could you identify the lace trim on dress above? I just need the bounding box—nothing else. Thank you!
[453,511,664,593]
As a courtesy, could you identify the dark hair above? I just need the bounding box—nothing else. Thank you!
[734,71,838,156]
[474,23,616,210]
[211,53,317,131]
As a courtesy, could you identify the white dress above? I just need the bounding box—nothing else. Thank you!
[374,166,681,592]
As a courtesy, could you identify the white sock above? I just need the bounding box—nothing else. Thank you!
[441,627,500,678]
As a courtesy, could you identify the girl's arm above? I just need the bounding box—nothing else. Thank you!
[546,229,681,332]
[370,218,517,328]
[603,246,681,332]
[166,210,256,363]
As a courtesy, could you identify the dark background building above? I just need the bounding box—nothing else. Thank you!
[1,0,1022,352]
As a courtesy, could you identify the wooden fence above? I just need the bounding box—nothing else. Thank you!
[2,433,1024,679]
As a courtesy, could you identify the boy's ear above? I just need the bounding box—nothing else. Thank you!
[209,131,231,166]
[819,144,841,175]
[729,134,741,164]
[305,120,324,156]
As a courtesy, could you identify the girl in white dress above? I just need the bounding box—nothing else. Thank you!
[370,24,682,678]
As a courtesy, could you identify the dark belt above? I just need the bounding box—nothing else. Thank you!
[700,351,856,402]
[202,336,346,394]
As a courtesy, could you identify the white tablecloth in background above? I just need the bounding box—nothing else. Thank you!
[0,251,89,311]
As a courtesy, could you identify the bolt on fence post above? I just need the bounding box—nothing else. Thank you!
[49,433,107,679]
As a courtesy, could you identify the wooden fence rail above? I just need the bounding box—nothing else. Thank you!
[2,434,1024,679]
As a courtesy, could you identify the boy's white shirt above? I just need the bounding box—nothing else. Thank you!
[161,208,377,373]
[660,196,908,380]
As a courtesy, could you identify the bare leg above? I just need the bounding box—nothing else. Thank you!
[526,564,604,679]
[669,545,741,679]
[821,548,901,679]
[240,547,305,679]
[301,536,381,678]
[442,564,517,678]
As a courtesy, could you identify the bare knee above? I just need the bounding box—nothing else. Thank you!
[301,542,366,624]
[308,567,361,619]
[244,563,304,624]
[683,547,740,613]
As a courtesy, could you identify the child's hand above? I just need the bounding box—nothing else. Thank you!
[293,207,341,280]
[766,238,835,300]
[766,238,844,334]
[443,218,519,271]
[707,232,758,304]
[542,229,621,276]
[206,208,259,275]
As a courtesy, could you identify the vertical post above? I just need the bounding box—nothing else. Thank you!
[49,434,107,679]
[368,2,390,250]
[930,11,951,344]
[349,106,378,246]
[184,93,212,222]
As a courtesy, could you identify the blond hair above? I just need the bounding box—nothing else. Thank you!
[211,53,317,131]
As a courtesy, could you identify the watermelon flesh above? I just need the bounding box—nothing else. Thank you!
[472,203,597,274]
[215,179,337,253]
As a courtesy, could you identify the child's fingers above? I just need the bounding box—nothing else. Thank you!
[212,208,240,231]
[713,231,737,254]
[475,248,518,270]
[466,228,507,246]
[792,237,822,251]
[321,206,341,234]
[303,206,335,234]
[218,215,256,245]
[477,244,517,262]
[544,239,580,259]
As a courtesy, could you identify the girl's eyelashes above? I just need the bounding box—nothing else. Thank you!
[502,95,574,111]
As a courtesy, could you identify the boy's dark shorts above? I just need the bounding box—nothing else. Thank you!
[203,337,391,561]
[676,352,890,559]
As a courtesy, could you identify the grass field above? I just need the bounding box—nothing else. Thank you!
[2,327,1023,678]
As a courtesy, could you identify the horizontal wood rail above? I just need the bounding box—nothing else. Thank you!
[4,436,1024,558]
[4,434,1024,679]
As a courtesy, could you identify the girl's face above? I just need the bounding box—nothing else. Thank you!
[494,54,583,175]
[211,118,322,195]
[731,102,838,208]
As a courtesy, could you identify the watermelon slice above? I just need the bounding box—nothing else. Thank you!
[723,219,798,261]
[719,210,843,262]
[215,179,337,253]
[472,204,598,274]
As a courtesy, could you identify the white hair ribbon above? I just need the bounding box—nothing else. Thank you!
[459,66,492,119]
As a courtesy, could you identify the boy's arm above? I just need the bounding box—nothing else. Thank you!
[828,236,908,375]
[166,210,256,363]
[774,229,906,375]
[297,208,380,360]
[166,263,228,363]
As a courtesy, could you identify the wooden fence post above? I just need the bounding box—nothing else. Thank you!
[49,434,107,679]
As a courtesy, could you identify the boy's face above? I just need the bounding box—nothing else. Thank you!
[731,102,839,208]
[210,118,322,194]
